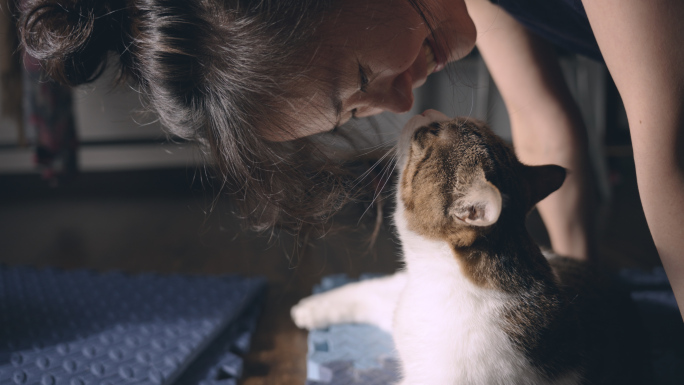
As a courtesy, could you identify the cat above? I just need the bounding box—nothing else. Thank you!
[292,110,649,385]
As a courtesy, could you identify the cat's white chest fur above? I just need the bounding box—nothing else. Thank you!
[393,209,541,385]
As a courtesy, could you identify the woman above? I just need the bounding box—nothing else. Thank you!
[18,0,684,317]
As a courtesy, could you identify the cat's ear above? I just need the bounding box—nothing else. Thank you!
[522,165,566,205]
[450,177,502,227]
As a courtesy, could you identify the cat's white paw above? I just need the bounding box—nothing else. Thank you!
[292,275,406,332]
[291,293,355,330]
[290,296,325,330]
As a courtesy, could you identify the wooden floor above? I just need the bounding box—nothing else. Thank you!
[0,155,661,384]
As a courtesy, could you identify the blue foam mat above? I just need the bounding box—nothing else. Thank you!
[0,265,266,385]
[306,269,684,385]
[306,274,400,385]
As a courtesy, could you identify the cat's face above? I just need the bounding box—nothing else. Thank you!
[397,110,565,247]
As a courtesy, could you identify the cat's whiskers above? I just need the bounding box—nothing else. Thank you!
[467,86,475,120]
[356,139,397,157]
[358,150,398,223]
[352,144,397,190]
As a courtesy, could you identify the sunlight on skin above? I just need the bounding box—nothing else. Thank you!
[582,0,684,319]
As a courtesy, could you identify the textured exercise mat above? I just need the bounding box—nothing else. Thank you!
[0,265,266,385]
[306,269,684,385]
[305,274,400,385]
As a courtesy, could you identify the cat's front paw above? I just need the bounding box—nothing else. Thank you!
[291,293,353,330]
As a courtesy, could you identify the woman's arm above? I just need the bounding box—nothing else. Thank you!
[464,0,596,260]
[582,0,684,319]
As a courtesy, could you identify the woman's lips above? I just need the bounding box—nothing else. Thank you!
[425,38,446,73]
[424,43,436,76]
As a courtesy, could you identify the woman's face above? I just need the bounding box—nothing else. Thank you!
[275,0,476,140]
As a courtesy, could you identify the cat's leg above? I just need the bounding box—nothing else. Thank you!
[291,272,407,332]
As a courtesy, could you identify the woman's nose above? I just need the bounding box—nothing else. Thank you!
[355,71,415,117]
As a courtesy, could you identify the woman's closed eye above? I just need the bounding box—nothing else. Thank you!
[328,62,374,132]
[358,62,371,93]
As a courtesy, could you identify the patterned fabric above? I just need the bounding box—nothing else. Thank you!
[491,0,603,61]
[22,53,78,183]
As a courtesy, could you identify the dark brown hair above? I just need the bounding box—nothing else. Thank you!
[18,0,436,233]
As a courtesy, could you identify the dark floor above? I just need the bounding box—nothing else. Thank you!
[0,154,661,384]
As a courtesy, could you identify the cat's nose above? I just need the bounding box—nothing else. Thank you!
[404,109,451,134]
[420,109,450,123]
